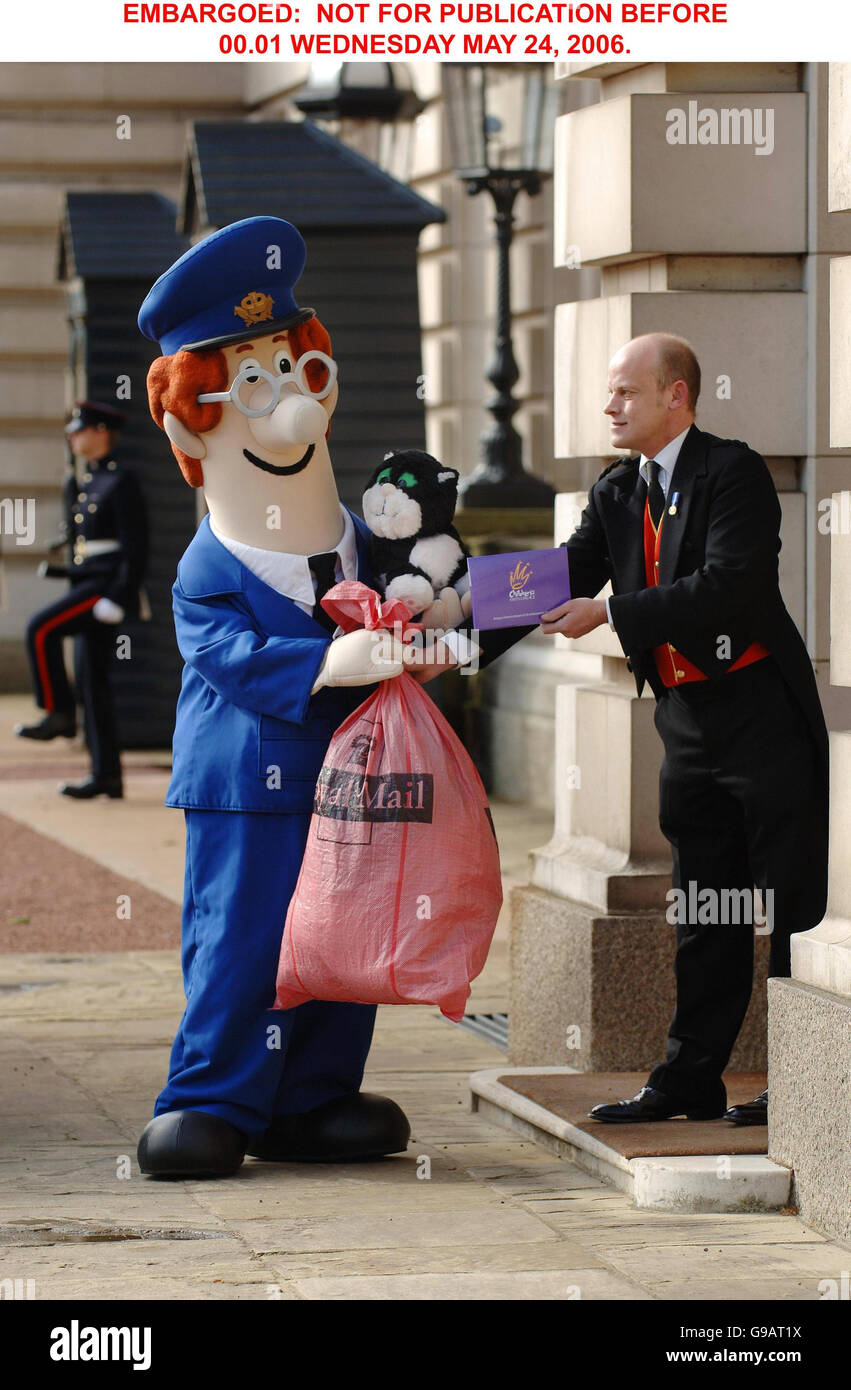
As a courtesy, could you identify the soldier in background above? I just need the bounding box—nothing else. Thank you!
[15,400,149,799]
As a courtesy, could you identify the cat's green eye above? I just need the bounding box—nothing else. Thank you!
[397,472,417,488]
[375,467,393,485]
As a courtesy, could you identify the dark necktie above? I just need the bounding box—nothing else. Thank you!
[308,551,339,633]
[646,459,666,529]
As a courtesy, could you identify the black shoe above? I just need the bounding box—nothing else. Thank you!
[137,1110,247,1179]
[246,1093,411,1163]
[724,1089,768,1126]
[15,711,76,741]
[59,776,123,799]
[589,1085,727,1124]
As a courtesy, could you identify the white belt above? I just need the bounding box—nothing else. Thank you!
[74,538,121,558]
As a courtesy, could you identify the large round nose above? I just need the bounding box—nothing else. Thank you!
[248,393,328,451]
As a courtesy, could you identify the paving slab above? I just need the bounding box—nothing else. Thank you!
[291,1268,648,1300]
[0,692,847,1302]
[472,1067,792,1213]
[603,1241,841,1284]
[265,1240,609,1279]
[232,1206,558,1255]
[649,1278,833,1301]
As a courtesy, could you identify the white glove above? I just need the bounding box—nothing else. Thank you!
[419,586,472,631]
[311,628,407,693]
[92,597,125,625]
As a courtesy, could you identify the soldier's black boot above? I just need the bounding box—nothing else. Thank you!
[59,775,123,799]
[15,711,76,741]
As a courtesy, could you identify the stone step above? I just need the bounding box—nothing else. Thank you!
[0,237,63,286]
[0,117,187,174]
[0,300,68,357]
[0,184,64,229]
[0,61,246,111]
[0,284,65,304]
[0,362,66,419]
[0,434,68,489]
[470,1066,792,1214]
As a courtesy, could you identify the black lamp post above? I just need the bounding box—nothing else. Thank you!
[294,61,426,122]
[444,64,556,509]
[294,62,427,183]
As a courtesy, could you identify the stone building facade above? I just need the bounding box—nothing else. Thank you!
[509,59,851,1245]
[767,62,851,1247]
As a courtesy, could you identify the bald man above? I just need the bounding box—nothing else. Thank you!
[540,333,828,1127]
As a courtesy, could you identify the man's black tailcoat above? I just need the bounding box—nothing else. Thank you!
[477,423,827,791]
[567,423,828,788]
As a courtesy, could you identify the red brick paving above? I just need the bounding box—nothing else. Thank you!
[0,812,180,953]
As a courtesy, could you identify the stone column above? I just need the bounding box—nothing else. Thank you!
[767,67,851,1244]
[509,60,837,1071]
[767,506,851,1246]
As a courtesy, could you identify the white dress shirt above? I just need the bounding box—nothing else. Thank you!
[605,425,693,629]
[211,506,481,671]
[209,505,358,614]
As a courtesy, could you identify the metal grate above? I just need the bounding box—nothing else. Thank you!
[454,1012,509,1051]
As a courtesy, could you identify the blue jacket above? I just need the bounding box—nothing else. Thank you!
[166,511,376,814]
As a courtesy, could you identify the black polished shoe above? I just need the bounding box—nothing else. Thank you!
[138,1110,247,1179]
[589,1085,727,1124]
[724,1089,768,1126]
[59,776,123,799]
[15,711,76,741]
[246,1093,411,1163]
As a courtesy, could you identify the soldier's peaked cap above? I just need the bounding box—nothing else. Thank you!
[138,216,315,356]
[65,400,128,433]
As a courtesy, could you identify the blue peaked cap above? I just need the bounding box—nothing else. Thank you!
[138,216,315,355]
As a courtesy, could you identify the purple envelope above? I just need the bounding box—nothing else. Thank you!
[468,547,572,630]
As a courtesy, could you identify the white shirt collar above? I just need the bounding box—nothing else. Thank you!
[209,505,358,609]
[639,425,693,498]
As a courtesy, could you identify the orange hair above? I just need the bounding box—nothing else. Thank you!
[146,316,333,488]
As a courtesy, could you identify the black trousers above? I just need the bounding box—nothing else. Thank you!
[25,583,121,781]
[647,657,828,1103]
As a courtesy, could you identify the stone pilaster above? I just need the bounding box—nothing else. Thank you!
[765,62,851,1247]
[508,60,833,1072]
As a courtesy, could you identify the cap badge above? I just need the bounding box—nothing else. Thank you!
[234,291,275,327]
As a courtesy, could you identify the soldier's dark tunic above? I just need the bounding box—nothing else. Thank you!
[24,453,148,780]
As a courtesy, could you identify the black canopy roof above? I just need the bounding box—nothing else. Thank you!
[182,120,446,235]
[59,192,190,281]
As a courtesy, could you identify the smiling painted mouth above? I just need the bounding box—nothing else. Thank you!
[243,444,314,476]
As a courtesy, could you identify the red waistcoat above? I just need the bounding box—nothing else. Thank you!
[643,497,769,688]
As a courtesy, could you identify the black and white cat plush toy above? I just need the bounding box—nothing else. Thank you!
[362,449,470,621]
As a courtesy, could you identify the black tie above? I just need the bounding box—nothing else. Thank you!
[646,460,666,529]
[309,551,339,632]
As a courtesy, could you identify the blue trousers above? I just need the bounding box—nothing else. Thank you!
[155,809,377,1138]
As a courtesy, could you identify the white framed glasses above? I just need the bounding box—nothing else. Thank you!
[197,351,337,418]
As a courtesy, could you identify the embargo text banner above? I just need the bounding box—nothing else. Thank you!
[3,0,850,63]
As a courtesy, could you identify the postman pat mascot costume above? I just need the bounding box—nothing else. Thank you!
[136,216,414,1179]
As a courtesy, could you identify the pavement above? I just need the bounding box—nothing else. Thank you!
[1,693,848,1301]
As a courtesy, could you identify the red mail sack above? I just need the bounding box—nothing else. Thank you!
[274,582,503,1022]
